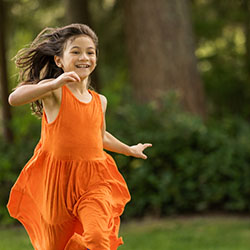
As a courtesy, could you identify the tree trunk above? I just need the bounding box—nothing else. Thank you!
[243,0,250,84]
[65,0,90,25]
[64,0,100,91]
[0,0,13,142]
[123,0,206,118]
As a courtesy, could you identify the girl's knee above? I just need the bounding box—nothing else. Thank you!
[64,233,86,250]
[65,230,109,250]
[85,229,110,250]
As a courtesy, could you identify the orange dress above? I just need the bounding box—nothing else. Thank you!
[7,85,131,250]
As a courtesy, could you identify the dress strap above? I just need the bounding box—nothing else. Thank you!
[90,90,104,128]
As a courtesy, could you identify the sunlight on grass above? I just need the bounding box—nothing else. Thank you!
[0,215,250,250]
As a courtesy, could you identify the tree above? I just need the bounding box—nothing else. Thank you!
[123,0,206,117]
[64,0,100,91]
[0,0,13,142]
[243,0,250,84]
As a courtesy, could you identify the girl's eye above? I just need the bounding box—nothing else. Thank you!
[71,51,80,54]
[88,51,95,55]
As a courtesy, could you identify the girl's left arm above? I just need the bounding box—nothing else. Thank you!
[99,94,152,159]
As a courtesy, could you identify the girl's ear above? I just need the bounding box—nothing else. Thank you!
[54,55,62,68]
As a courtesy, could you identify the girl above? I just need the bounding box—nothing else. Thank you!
[7,23,152,250]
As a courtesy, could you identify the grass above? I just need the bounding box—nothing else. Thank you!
[0,215,250,250]
[120,215,250,250]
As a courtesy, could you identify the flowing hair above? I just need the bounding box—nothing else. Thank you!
[14,23,99,117]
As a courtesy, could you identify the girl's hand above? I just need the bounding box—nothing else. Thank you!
[129,143,152,159]
[51,71,81,90]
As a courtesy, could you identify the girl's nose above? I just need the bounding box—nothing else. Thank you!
[79,53,88,60]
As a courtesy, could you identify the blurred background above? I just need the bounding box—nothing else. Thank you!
[1,0,250,226]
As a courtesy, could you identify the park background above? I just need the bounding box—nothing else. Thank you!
[0,0,250,249]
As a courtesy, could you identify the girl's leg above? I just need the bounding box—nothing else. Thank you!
[77,197,111,250]
[65,196,111,250]
[38,218,79,250]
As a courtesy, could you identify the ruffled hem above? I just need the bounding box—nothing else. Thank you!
[64,233,123,250]
[7,149,130,250]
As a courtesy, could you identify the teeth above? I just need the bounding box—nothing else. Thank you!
[76,65,90,68]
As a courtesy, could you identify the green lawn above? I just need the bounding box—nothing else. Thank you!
[0,215,250,250]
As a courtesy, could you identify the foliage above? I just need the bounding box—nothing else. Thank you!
[2,93,250,224]
[0,106,40,225]
[2,0,250,225]
[107,93,250,219]
[5,0,250,117]
[192,0,250,117]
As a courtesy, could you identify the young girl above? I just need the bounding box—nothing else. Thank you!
[7,23,152,250]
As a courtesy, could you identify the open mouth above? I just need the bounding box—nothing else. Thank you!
[75,64,90,68]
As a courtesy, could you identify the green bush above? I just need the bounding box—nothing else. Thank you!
[107,93,250,219]
[2,95,250,224]
[0,106,40,225]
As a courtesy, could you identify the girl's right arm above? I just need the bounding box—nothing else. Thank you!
[8,71,80,106]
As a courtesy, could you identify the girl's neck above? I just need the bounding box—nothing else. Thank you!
[67,77,89,94]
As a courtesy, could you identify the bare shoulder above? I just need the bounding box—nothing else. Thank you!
[98,94,107,113]
[42,86,61,107]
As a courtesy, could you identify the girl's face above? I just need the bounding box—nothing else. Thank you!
[55,35,97,80]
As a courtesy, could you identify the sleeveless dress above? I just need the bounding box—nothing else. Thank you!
[7,85,131,250]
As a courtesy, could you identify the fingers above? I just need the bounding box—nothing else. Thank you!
[64,76,79,83]
[142,143,152,150]
[138,143,152,160]
[71,71,81,81]
[138,143,152,151]
[64,71,81,82]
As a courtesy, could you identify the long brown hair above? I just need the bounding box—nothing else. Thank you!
[15,23,99,117]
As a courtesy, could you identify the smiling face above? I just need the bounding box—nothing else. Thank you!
[55,35,97,80]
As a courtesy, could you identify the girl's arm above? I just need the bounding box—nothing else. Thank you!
[99,94,152,159]
[9,72,80,106]
[9,80,56,106]
[104,131,152,159]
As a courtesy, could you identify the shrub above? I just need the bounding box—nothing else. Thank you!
[107,93,250,219]
[0,107,40,225]
[2,94,250,223]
